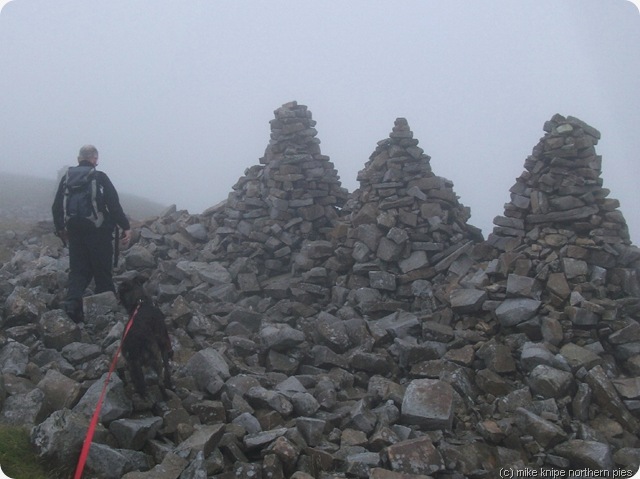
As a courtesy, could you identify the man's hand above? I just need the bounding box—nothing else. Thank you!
[56,229,68,246]
[120,229,132,246]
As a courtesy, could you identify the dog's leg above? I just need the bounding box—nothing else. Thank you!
[154,349,173,401]
[161,349,173,391]
[158,325,174,394]
[129,360,147,397]
[158,361,169,400]
[147,343,170,400]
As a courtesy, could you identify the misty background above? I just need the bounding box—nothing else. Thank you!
[0,0,638,241]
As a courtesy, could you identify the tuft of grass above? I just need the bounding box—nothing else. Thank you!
[0,425,57,479]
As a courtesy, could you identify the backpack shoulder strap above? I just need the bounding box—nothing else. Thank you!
[91,168,106,227]
[62,167,72,222]
[90,169,99,216]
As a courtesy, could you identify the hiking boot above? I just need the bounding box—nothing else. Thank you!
[63,300,84,323]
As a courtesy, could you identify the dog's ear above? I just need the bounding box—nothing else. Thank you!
[117,279,132,295]
[133,275,147,286]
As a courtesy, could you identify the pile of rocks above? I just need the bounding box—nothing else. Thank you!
[487,113,631,251]
[329,117,484,316]
[0,107,639,479]
[205,101,348,279]
[474,114,640,363]
[442,114,640,471]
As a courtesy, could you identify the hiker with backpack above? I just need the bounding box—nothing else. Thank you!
[52,145,132,322]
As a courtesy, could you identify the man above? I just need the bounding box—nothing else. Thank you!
[52,145,132,322]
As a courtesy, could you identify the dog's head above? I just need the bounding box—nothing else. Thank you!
[117,276,148,313]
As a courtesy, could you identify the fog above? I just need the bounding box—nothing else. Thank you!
[1,0,639,241]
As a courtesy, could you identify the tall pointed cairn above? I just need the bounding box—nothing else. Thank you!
[455,114,640,432]
[334,117,483,315]
[207,101,348,284]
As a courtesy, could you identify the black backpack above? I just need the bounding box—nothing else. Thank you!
[63,165,105,228]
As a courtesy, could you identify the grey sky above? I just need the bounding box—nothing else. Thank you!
[0,0,638,241]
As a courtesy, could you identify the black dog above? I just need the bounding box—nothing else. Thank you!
[117,277,173,399]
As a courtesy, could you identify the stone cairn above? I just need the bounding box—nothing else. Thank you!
[0,109,639,478]
[332,117,483,316]
[447,113,640,463]
[204,101,349,297]
[487,113,632,251]
[475,113,639,350]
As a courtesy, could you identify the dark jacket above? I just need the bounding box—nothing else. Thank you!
[52,160,130,233]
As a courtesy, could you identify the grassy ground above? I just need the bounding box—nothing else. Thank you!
[0,426,55,479]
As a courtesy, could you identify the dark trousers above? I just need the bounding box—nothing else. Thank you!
[66,226,115,310]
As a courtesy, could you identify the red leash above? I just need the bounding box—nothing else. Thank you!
[73,303,140,479]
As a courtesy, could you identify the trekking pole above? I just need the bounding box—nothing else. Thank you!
[113,226,120,267]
